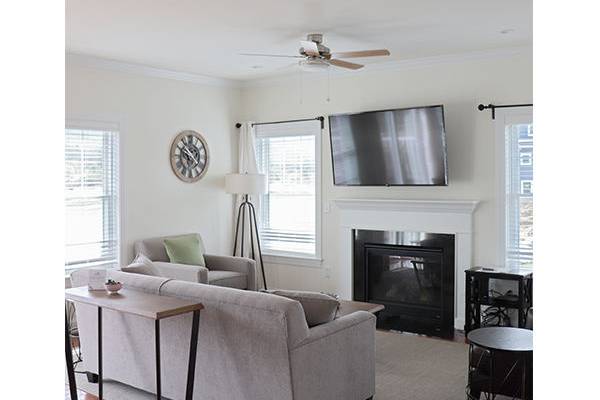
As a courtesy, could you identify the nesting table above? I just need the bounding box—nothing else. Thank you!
[65,287,204,400]
[466,327,533,400]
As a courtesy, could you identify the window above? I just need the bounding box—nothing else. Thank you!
[255,120,321,259]
[521,180,533,195]
[498,111,533,270]
[65,125,119,272]
[520,151,532,166]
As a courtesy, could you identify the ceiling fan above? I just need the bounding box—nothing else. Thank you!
[240,33,390,70]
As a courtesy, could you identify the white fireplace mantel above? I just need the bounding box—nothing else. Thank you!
[333,198,479,214]
[332,198,480,330]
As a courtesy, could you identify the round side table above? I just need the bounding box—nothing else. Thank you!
[466,327,533,400]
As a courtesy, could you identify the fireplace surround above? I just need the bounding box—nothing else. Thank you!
[333,198,479,331]
[354,229,455,338]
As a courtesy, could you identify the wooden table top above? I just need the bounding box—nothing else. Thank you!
[337,300,385,318]
[65,287,204,320]
[467,327,533,352]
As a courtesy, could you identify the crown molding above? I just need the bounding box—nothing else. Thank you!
[240,46,531,88]
[66,53,240,88]
[66,46,530,89]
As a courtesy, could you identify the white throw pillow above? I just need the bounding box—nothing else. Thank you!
[121,253,160,276]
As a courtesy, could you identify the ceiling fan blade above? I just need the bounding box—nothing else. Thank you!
[328,59,364,70]
[300,40,320,56]
[331,49,390,58]
[239,53,304,58]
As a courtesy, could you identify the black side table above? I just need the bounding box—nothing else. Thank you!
[466,327,533,400]
[465,269,532,333]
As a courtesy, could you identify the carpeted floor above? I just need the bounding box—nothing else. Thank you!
[73,330,469,399]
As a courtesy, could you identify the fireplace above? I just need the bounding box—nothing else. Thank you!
[353,229,455,338]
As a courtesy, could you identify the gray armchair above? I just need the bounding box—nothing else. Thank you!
[133,233,257,291]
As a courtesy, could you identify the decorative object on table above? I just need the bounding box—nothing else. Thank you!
[88,268,107,291]
[466,327,533,400]
[104,279,122,294]
[464,268,532,333]
[225,172,268,290]
[170,130,209,182]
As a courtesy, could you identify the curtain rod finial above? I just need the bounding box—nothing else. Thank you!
[235,123,242,128]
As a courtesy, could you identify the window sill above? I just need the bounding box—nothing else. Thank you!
[262,253,323,268]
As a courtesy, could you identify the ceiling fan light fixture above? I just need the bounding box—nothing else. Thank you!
[299,58,330,72]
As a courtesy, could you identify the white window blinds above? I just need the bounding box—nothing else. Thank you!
[65,127,119,271]
[504,122,533,269]
[255,120,321,257]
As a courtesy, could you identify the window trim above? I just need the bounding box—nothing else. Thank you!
[65,119,122,274]
[255,121,322,264]
[494,108,533,270]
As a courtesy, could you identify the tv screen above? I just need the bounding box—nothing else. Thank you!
[328,105,448,186]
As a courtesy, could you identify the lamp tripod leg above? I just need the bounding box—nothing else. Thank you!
[249,202,267,290]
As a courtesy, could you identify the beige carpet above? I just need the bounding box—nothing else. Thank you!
[73,330,468,399]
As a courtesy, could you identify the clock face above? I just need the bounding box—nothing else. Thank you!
[170,130,209,182]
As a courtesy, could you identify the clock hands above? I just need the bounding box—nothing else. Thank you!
[182,145,199,166]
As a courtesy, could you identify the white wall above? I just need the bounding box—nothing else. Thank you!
[239,51,533,293]
[66,63,241,264]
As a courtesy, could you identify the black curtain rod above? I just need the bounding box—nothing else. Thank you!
[477,103,533,119]
[235,116,325,129]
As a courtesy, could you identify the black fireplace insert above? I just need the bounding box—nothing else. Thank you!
[353,230,455,338]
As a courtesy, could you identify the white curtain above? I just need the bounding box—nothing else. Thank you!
[235,122,264,287]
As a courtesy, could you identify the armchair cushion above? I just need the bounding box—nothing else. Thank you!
[153,261,208,284]
[163,234,206,267]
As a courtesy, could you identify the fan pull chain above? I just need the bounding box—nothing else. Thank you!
[326,67,331,102]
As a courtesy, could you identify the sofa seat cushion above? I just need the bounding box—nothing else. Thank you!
[208,270,247,289]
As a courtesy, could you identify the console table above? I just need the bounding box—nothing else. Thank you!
[65,287,204,400]
[464,269,532,333]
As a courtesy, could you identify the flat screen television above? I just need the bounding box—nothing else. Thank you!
[328,105,448,186]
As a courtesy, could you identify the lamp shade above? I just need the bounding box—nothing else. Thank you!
[225,173,267,195]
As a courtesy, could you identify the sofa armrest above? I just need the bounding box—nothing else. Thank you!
[203,254,257,291]
[289,311,376,400]
[152,261,208,283]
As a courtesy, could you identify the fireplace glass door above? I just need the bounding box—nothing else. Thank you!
[366,245,443,308]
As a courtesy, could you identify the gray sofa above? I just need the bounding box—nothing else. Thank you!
[71,270,376,400]
[134,233,257,291]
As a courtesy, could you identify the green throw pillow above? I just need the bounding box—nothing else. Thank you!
[163,235,205,267]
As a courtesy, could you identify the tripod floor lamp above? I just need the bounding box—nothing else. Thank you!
[225,173,268,290]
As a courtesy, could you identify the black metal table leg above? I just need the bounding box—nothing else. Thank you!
[98,307,103,400]
[185,310,201,400]
[155,319,161,399]
[66,306,78,400]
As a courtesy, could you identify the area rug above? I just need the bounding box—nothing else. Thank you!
[72,330,468,399]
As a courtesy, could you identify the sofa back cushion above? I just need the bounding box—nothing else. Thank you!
[134,233,205,263]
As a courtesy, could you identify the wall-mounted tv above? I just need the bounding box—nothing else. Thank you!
[328,105,448,186]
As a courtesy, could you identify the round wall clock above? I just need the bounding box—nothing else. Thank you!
[170,130,210,182]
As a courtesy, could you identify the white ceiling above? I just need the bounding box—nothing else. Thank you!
[66,0,532,81]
